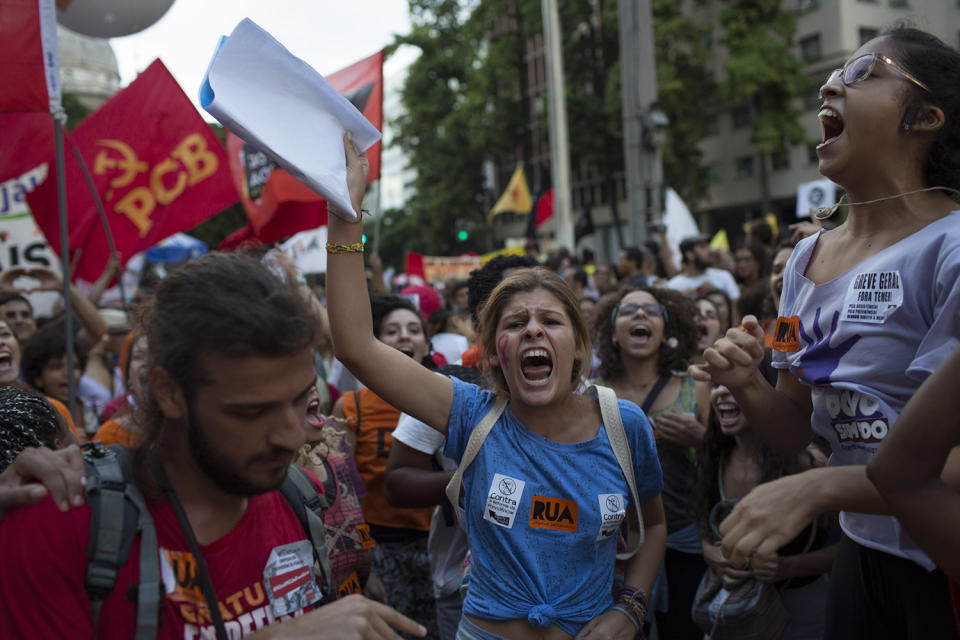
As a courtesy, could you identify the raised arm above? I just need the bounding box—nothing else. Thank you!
[325,136,453,433]
[690,315,813,454]
[867,346,960,582]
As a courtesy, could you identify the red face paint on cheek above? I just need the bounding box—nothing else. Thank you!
[497,334,510,370]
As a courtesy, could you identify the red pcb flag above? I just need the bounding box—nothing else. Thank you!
[27,60,237,281]
[0,0,61,114]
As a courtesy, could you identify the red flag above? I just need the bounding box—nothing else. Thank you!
[535,189,554,227]
[26,59,237,281]
[0,0,61,114]
[327,51,384,182]
[225,131,327,244]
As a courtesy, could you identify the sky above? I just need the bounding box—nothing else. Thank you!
[107,0,418,118]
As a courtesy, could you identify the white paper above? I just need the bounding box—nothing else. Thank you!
[796,178,837,219]
[199,19,381,221]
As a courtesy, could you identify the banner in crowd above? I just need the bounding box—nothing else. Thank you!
[0,0,61,114]
[0,167,60,273]
[796,178,837,219]
[25,59,237,282]
[405,252,483,283]
[489,166,533,221]
[280,226,328,275]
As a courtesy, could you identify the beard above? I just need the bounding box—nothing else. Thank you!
[694,254,712,270]
[186,406,291,497]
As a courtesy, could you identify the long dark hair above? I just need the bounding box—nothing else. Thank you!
[884,26,960,191]
[694,404,802,539]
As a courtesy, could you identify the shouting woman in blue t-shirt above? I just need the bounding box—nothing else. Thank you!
[326,140,666,639]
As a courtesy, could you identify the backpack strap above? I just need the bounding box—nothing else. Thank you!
[83,442,160,640]
[280,464,332,599]
[444,395,508,525]
[589,385,645,559]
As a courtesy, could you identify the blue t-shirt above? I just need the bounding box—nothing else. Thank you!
[773,212,960,569]
[444,378,662,635]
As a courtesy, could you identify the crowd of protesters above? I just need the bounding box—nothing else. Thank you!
[0,24,959,640]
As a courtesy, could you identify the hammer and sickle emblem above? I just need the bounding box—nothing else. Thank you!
[93,140,148,190]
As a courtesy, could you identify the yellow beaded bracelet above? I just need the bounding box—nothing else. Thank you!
[326,241,364,254]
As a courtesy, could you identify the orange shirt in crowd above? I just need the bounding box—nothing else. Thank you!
[93,418,140,448]
[46,397,83,442]
[341,387,433,532]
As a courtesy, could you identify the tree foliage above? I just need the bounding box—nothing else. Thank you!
[718,0,807,211]
[387,0,803,259]
[653,0,716,205]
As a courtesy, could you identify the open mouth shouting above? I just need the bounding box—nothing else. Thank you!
[520,348,553,383]
[628,323,652,344]
[715,401,743,428]
[818,106,844,149]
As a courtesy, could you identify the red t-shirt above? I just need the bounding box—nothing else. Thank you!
[0,486,326,639]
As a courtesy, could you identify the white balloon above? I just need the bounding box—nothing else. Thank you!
[57,0,175,38]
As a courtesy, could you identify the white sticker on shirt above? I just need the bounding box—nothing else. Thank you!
[484,473,526,529]
[841,270,903,324]
[263,540,322,617]
[597,493,627,540]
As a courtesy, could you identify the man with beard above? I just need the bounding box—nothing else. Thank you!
[0,253,424,640]
[667,234,740,302]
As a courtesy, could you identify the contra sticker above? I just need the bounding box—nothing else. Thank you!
[263,540,322,617]
[772,316,800,352]
[484,473,526,529]
[530,496,578,532]
[841,270,903,324]
[596,493,626,540]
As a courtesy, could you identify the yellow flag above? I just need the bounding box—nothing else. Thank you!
[488,166,533,221]
[709,229,729,251]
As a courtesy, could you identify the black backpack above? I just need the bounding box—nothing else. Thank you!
[82,442,331,639]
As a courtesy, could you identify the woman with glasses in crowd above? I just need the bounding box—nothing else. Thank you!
[693,27,960,638]
[592,287,709,639]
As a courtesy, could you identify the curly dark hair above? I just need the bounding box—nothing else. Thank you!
[592,286,699,381]
[694,406,803,540]
[0,386,61,473]
[884,26,960,191]
[20,326,87,393]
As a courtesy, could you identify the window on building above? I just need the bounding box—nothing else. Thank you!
[771,150,790,171]
[704,114,720,136]
[735,156,755,178]
[703,32,713,50]
[731,105,751,129]
[888,0,908,6]
[705,162,723,183]
[800,34,822,62]
[797,0,819,12]
[859,27,879,45]
[808,144,820,165]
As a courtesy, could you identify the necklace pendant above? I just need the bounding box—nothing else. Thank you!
[814,203,839,221]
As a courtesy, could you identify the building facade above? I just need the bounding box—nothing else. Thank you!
[490,0,960,261]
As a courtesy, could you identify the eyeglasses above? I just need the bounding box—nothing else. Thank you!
[827,53,930,94]
[616,302,665,318]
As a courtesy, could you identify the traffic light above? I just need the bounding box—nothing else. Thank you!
[362,234,367,244]
[457,229,469,242]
